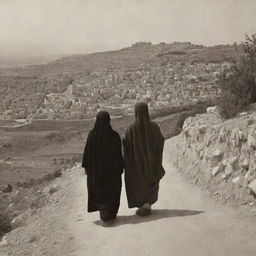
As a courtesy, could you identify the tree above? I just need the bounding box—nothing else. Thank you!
[218,34,256,118]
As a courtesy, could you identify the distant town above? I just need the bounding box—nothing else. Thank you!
[0,42,235,120]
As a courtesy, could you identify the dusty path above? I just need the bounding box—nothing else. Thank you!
[61,138,256,256]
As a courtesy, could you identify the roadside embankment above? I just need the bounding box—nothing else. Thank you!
[172,106,256,213]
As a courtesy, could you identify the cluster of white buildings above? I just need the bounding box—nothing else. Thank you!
[31,61,229,119]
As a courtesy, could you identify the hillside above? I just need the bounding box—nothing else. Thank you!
[0,42,242,77]
[0,42,243,120]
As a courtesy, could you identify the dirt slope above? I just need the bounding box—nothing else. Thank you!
[1,137,256,256]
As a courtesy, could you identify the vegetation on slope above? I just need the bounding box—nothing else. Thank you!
[218,34,256,118]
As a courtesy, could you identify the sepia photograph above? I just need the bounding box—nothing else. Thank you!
[0,0,256,255]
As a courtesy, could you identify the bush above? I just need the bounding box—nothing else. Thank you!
[218,34,256,118]
[0,213,12,237]
[45,132,65,144]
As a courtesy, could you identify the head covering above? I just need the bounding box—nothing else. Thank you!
[135,102,150,123]
[94,111,111,130]
[92,111,112,147]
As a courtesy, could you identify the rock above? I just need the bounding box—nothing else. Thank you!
[211,166,221,176]
[8,203,15,209]
[244,170,251,179]
[0,237,9,248]
[246,117,255,126]
[238,130,245,141]
[239,111,248,116]
[224,164,234,176]
[232,176,240,184]
[12,189,25,204]
[229,156,238,167]
[241,158,249,169]
[213,149,223,157]
[11,214,26,229]
[198,125,207,134]
[248,179,256,194]
[248,135,256,149]
[241,143,253,159]
[249,202,254,206]
[222,158,229,166]
[221,173,228,180]
[2,184,12,193]
[49,184,59,194]
[207,106,219,113]
[225,195,230,200]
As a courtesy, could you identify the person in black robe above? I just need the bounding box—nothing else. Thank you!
[82,111,124,222]
[123,102,165,216]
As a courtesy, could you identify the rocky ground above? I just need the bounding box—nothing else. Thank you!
[0,164,79,256]
[1,139,256,256]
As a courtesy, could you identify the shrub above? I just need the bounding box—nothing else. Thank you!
[45,132,65,144]
[218,34,256,118]
[0,213,12,237]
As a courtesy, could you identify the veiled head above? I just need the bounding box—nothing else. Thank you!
[95,111,111,128]
[135,102,150,122]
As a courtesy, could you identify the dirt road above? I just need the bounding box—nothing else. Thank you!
[62,138,256,256]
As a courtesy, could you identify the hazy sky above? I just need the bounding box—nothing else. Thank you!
[0,0,256,57]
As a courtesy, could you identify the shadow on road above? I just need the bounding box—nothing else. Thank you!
[94,209,204,227]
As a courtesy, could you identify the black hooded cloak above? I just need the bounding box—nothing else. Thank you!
[82,111,124,219]
[123,102,165,208]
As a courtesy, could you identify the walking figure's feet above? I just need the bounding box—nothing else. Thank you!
[101,219,116,227]
[136,203,151,216]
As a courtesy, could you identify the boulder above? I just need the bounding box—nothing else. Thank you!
[240,158,249,169]
[0,237,9,248]
[213,149,223,157]
[211,166,221,176]
[229,156,238,167]
[222,158,229,166]
[11,214,26,229]
[248,135,256,149]
[232,176,240,184]
[238,130,247,141]
[248,179,256,194]
[218,128,227,143]
[239,112,248,116]
[221,173,228,180]
[222,156,238,168]
[224,164,234,177]
[11,189,27,207]
[49,184,59,194]
[207,106,219,113]
[241,143,253,159]
[8,203,15,209]
[244,170,251,179]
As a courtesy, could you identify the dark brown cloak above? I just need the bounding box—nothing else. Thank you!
[123,103,165,208]
[82,111,124,215]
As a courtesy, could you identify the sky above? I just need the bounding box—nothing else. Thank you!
[0,0,256,57]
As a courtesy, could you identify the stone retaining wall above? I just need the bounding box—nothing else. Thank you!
[172,107,256,211]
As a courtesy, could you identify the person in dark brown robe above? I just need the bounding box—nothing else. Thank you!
[123,102,165,216]
[82,111,124,222]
